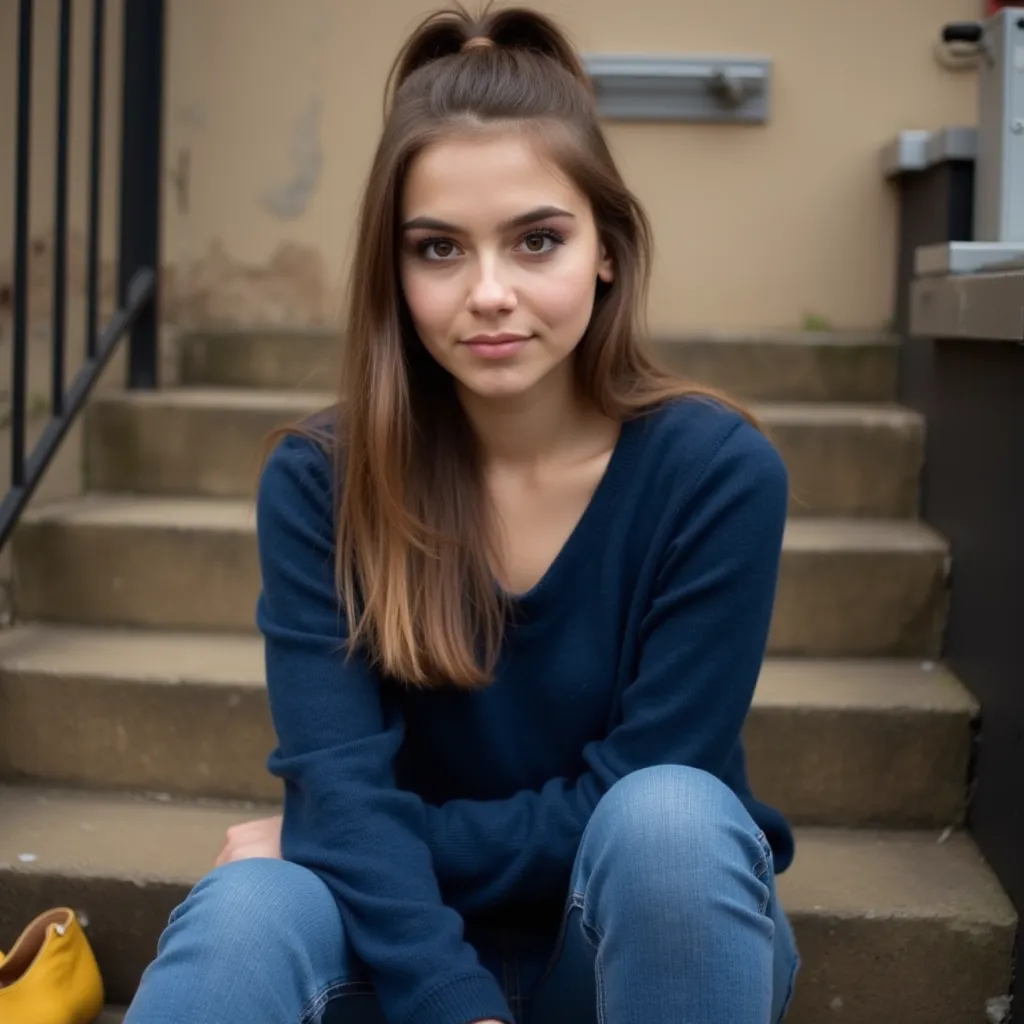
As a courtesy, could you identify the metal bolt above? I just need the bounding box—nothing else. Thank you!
[1013,119,1024,135]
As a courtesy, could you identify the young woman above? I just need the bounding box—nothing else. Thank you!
[125,6,799,1023]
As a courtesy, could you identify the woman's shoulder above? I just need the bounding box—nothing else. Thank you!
[630,394,788,545]
[638,393,783,484]
[258,425,337,531]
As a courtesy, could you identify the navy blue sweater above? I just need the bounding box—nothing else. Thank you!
[256,396,792,1024]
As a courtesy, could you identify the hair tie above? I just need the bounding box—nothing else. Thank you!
[462,36,495,51]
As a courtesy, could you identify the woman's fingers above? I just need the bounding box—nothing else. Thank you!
[214,815,283,867]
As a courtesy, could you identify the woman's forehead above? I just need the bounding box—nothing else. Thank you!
[401,132,584,226]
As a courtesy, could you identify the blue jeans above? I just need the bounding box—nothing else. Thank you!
[126,766,799,1023]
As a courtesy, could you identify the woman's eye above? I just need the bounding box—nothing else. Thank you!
[418,239,459,261]
[519,230,563,255]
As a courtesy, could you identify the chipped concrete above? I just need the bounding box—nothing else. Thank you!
[986,995,1012,1022]
[0,225,336,335]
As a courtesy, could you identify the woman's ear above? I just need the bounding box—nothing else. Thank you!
[597,243,614,284]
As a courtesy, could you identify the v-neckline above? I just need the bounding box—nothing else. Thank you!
[497,414,642,611]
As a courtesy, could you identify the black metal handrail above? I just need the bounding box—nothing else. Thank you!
[0,0,165,549]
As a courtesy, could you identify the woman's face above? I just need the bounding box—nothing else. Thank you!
[399,131,613,401]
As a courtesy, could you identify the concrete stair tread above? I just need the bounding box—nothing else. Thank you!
[12,505,949,653]
[783,517,945,552]
[21,493,255,530]
[0,623,974,713]
[757,658,974,713]
[0,784,1012,926]
[97,386,920,427]
[176,329,899,403]
[98,386,334,412]
[86,390,923,516]
[756,401,921,428]
[778,828,1014,924]
[23,493,943,548]
[669,330,898,348]
[0,627,974,824]
[1,787,1014,1020]
[0,624,265,685]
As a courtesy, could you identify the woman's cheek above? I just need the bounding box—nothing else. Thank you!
[403,270,452,341]
[529,258,598,328]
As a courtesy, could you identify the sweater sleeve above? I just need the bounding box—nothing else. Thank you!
[256,437,512,1024]
[425,421,788,914]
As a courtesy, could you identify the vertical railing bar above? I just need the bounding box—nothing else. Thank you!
[51,0,73,418]
[119,0,164,390]
[85,0,105,360]
[11,0,34,489]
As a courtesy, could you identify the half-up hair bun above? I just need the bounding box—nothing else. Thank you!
[387,9,469,98]
[385,5,591,112]
[483,7,589,84]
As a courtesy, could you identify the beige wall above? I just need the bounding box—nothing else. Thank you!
[2,0,982,341]
[161,0,980,333]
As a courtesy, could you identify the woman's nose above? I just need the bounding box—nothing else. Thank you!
[466,259,517,314]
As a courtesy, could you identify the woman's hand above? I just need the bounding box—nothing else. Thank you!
[214,814,283,867]
[215,819,505,1024]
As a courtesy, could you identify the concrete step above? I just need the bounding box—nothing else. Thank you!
[772,518,947,656]
[176,328,898,403]
[85,390,923,518]
[760,402,922,518]
[0,625,974,826]
[11,500,948,656]
[85,389,325,500]
[0,786,1013,1022]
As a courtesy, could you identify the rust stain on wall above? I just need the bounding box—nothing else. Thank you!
[1,233,336,332]
[164,238,337,327]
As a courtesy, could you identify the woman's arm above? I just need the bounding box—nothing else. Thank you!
[256,436,511,1024]
[426,422,789,914]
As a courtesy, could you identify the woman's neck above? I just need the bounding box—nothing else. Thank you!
[458,365,614,470]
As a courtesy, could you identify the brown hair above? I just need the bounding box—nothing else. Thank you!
[273,4,752,689]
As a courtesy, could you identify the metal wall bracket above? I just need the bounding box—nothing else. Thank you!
[880,127,978,179]
[583,55,771,124]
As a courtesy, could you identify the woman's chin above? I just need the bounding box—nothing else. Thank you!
[455,366,542,401]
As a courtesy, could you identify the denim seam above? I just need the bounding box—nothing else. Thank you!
[776,957,799,1024]
[751,828,774,917]
[575,898,608,1024]
[299,978,374,1024]
[532,892,585,990]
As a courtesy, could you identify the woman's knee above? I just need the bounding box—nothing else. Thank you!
[577,766,771,905]
[162,858,347,963]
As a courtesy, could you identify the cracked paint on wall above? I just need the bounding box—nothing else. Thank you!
[259,1,332,221]
[263,96,325,220]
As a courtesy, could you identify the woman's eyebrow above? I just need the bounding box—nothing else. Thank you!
[401,205,575,233]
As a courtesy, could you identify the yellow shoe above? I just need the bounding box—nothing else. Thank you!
[0,908,105,1024]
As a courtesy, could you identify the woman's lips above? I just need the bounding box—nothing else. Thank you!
[462,334,533,359]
